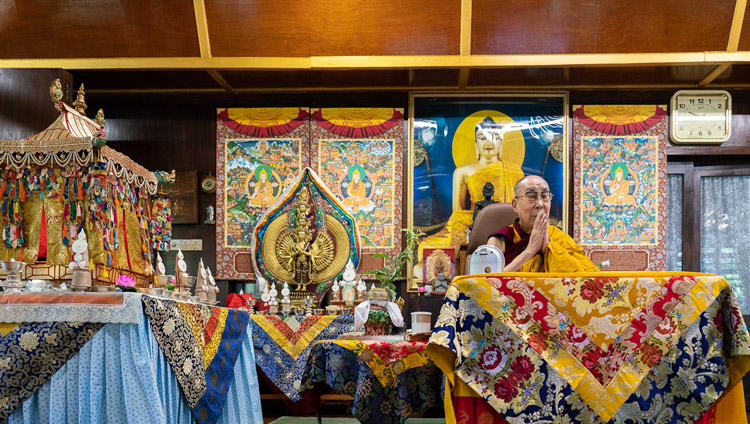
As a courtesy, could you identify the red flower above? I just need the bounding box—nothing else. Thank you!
[568,326,587,344]
[639,343,662,368]
[580,279,605,303]
[581,349,599,370]
[511,355,534,381]
[480,346,505,373]
[494,377,518,403]
[526,333,549,353]
[712,310,724,333]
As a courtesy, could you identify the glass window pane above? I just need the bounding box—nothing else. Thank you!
[666,174,683,271]
[700,175,750,313]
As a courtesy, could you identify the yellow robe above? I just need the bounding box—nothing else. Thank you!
[501,223,600,272]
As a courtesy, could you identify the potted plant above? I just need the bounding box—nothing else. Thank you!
[362,228,424,335]
[371,228,424,301]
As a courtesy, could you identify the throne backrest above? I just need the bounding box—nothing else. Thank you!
[465,202,517,273]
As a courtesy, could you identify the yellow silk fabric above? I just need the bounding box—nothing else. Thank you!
[515,225,600,273]
[124,209,146,274]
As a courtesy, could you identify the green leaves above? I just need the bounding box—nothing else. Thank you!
[372,229,425,297]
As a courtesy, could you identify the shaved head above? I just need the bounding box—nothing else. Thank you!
[514,175,548,197]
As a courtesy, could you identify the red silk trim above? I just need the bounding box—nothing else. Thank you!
[39,205,47,258]
[573,105,667,135]
[217,108,308,137]
[453,396,509,424]
[312,108,403,137]
[121,213,133,271]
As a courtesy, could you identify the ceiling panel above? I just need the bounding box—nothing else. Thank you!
[206,0,461,57]
[0,0,200,59]
[472,0,735,55]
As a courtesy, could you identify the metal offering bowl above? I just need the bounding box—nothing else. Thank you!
[0,260,26,274]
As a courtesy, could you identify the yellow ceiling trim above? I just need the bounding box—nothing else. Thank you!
[460,0,472,56]
[5,52,750,71]
[207,70,233,92]
[193,0,212,58]
[698,64,731,86]
[727,0,747,51]
[458,68,470,89]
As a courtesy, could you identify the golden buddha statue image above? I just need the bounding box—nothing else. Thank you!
[418,115,525,258]
[275,188,335,291]
[452,117,523,210]
[247,164,278,207]
[341,165,374,212]
[601,163,638,209]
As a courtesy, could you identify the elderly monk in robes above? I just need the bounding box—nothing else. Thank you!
[488,175,599,272]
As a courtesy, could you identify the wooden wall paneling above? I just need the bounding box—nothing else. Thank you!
[205,0,461,57]
[471,0,735,55]
[74,70,224,91]
[221,70,411,90]
[0,69,67,139]
[468,67,568,87]
[0,0,199,59]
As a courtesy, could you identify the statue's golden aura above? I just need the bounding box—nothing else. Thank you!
[252,168,361,298]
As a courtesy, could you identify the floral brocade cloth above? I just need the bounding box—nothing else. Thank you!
[250,314,354,401]
[0,321,103,421]
[300,340,443,424]
[140,295,249,424]
[427,272,750,423]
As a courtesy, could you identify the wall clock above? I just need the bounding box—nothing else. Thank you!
[670,90,731,144]
[201,174,216,193]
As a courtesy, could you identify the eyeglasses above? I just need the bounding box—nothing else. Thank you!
[515,191,554,202]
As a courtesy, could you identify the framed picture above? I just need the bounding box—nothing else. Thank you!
[408,92,569,290]
[162,170,198,224]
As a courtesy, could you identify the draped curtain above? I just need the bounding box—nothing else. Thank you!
[700,176,750,314]
[666,174,683,271]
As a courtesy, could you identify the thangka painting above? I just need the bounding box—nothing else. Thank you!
[216,108,308,279]
[572,105,668,271]
[310,108,404,264]
[410,93,568,287]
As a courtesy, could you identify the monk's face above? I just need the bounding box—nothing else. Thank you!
[512,176,551,233]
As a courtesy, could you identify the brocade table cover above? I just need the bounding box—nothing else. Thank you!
[0,293,260,424]
[300,339,443,424]
[249,314,355,401]
[427,272,750,424]
[0,292,142,323]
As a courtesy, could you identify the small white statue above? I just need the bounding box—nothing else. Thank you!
[205,205,216,225]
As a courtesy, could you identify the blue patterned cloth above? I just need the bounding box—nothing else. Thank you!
[250,314,355,401]
[4,305,263,424]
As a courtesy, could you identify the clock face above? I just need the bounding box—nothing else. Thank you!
[201,175,217,193]
[671,90,731,143]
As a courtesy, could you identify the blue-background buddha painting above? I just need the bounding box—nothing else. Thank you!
[412,95,566,252]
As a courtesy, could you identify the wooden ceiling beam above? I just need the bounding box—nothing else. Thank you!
[728,0,747,52]
[7,52,750,71]
[193,0,212,58]
[458,0,471,89]
[207,70,233,93]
